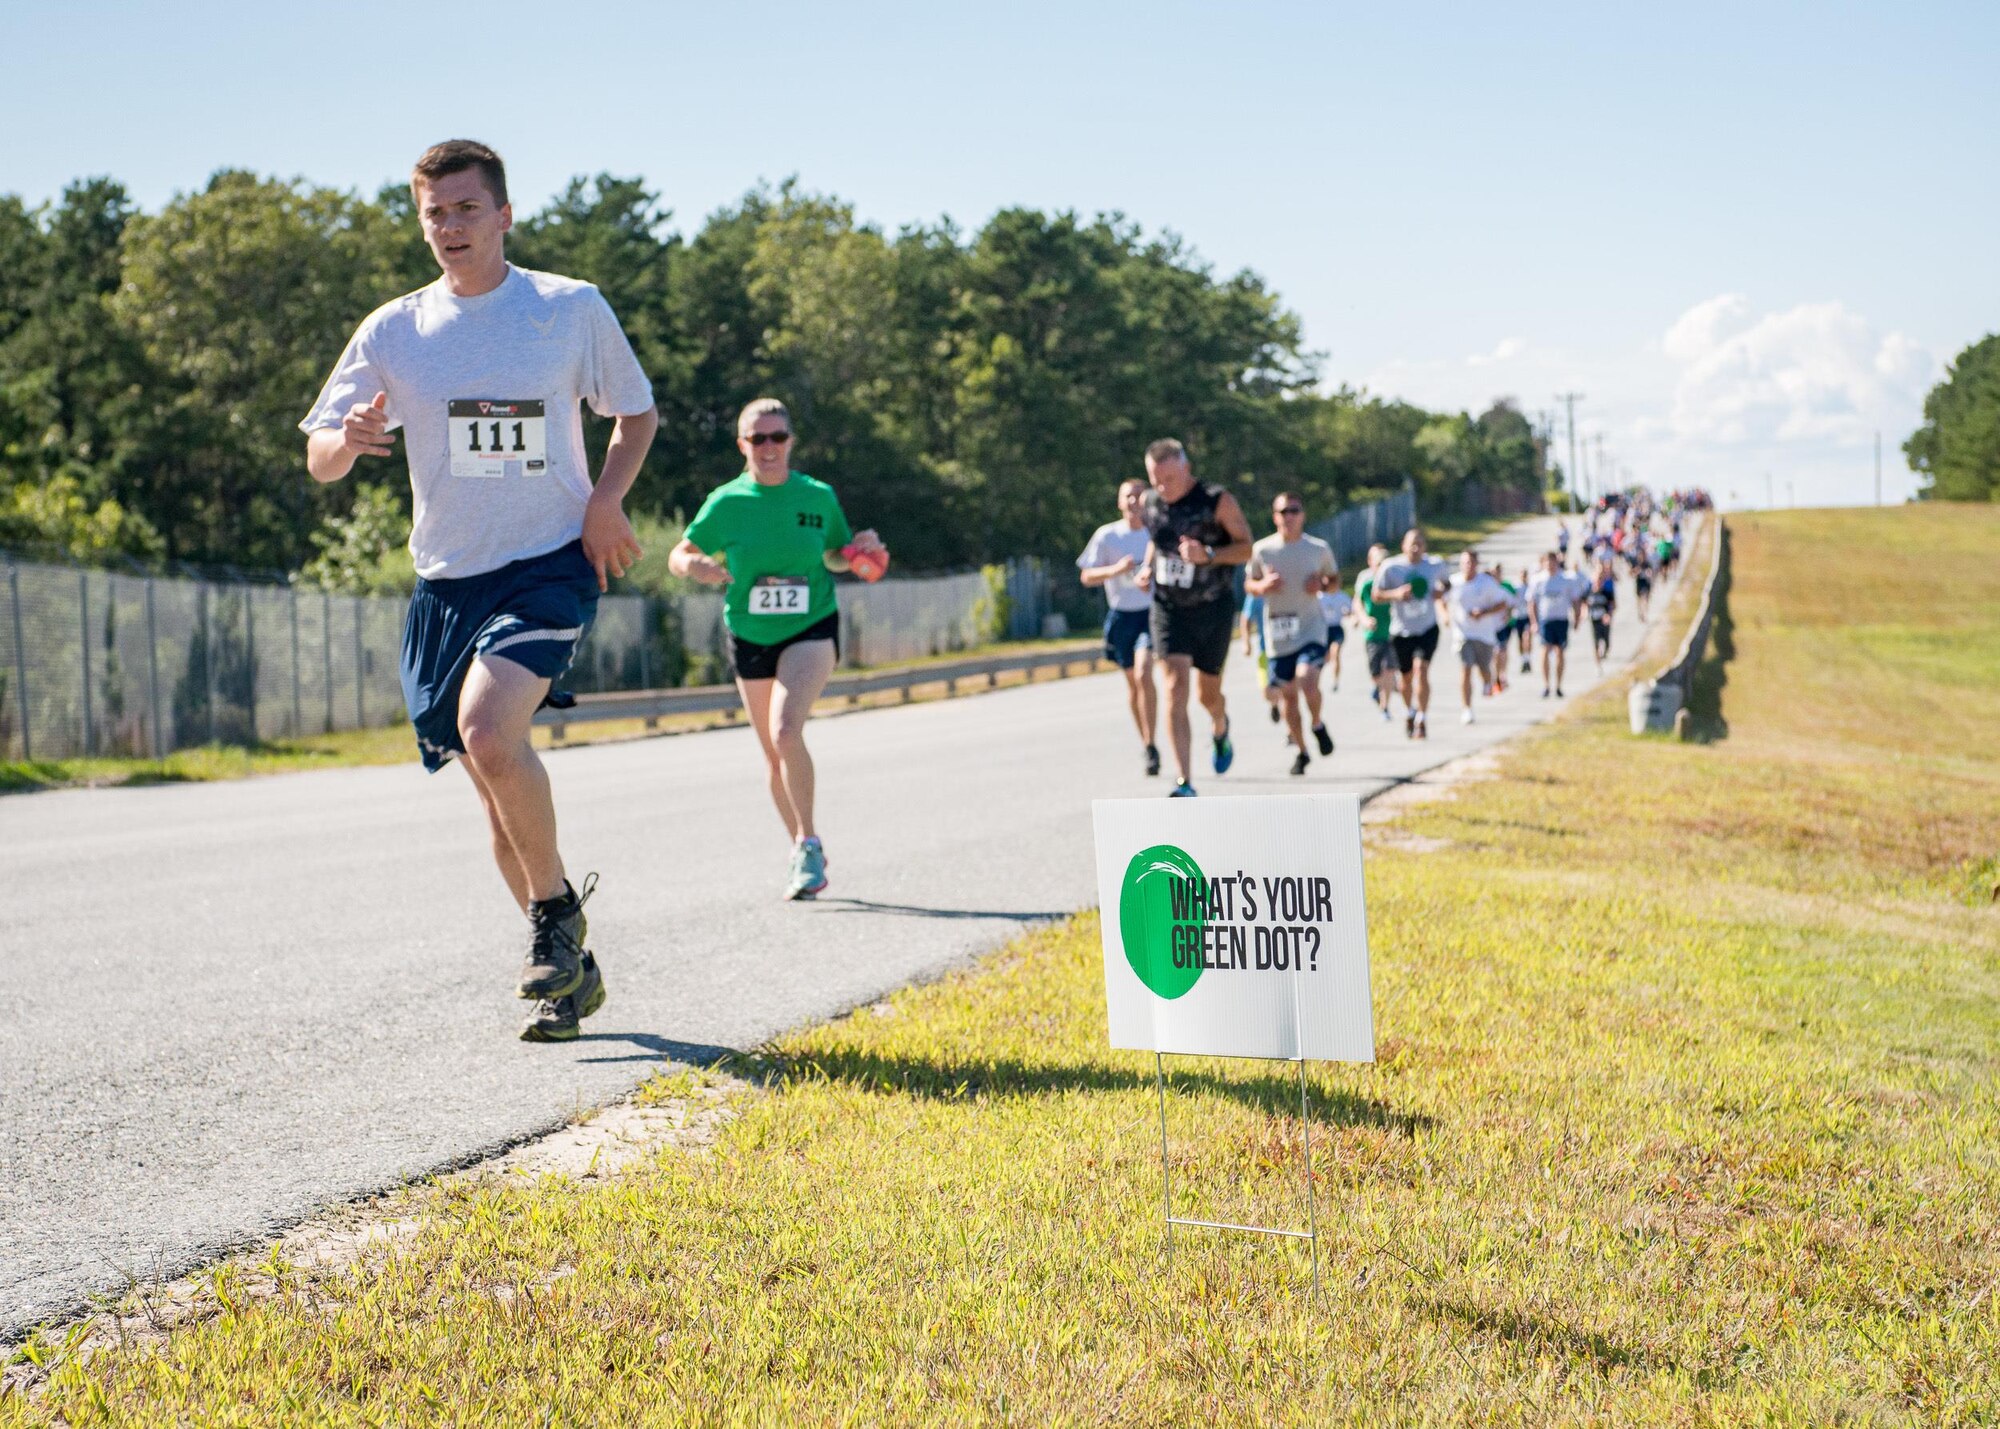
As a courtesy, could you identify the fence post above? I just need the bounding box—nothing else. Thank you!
[200,582,217,746]
[322,590,334,734]
[144,578,163,757]
[8,561,29,761]
[79,568,95,757]
[352,597,365,729]
[243,582,258,743]
[638,596,652,691]
[290,586,303,738]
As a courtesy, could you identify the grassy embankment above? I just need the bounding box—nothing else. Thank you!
[6,506,1996,1424]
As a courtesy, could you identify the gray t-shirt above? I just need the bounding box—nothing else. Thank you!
[300,265,654,581]
[1246,533,1338,655]
[1077,521,1153,613]
[1376,555,1450,636]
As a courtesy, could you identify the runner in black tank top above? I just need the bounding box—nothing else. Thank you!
[1132,438,1254,797]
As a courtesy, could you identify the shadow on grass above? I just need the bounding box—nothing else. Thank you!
[1683,524,1734,742]
[756,1043,1434,1135]
[1423,1295,1712,1384]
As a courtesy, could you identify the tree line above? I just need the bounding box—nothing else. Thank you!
[1,172,1553,584]
[1906,333,2000,502]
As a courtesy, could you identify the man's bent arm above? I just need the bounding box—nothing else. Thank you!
[305,429,357,485]
[592,406,659,503]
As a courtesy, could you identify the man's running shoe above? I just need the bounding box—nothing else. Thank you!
[1405,711,1417,739]
[1313,724,1334,757]
[1169,780,1198,798]
[1212,723,1234,775]
[1416,714,1429,740]
[1144,744,1161,777]
[1520,658,1532,674]
[1370,686,1381,706]
[517,874,596,1000]
[1289,751,1310,777]
[520,952,607,1043]
[1555,687,1565,699]
[1461,709,1475,724]
[1269,703,1280,723]
[787,838,829,901]
[1380,706,1393,722]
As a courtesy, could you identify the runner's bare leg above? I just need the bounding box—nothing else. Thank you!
[457,654,564,906]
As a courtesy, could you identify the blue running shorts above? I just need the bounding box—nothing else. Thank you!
[401,541,599,772]
[1268,641,1330,685]
[1538,617,1570,650]
[1102,607,1153,669]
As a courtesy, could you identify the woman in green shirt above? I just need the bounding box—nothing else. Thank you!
[669,398,887,899]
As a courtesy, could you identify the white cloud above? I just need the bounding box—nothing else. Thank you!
[1657,296,1931,449]
[1466,337,1526,368]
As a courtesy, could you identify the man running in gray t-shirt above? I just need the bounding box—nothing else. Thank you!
[301,140,658,1043]
[1244,492,1338,775]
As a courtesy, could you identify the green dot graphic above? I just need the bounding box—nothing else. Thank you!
[1118,843,1207,1000]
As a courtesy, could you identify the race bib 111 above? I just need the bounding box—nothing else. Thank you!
[449,400,548,479]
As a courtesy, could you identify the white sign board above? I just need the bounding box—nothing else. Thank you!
[1092,794,1374,1062]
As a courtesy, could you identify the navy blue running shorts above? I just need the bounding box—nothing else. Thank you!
[1539,617,1570,650]
[400,541,599,772]
[1102,607,1153,669]
[1268,641,1329,685]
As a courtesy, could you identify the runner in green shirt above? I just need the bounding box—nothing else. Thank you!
[671,398,886,900]
[1352,542,1399,722]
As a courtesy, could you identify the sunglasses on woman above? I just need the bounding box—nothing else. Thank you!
[746,431,792,446]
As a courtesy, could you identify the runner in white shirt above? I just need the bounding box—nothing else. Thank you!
[1370,527,1451,740]
[1077,479,1161,776]
[1316,581,1354,692]
[1442,550,1511,723]
[1525,551,1590,698]
[300,140,658,1044]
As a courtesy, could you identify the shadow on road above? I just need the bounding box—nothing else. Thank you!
[574,1033,739,1066]
[810,897,1071,922]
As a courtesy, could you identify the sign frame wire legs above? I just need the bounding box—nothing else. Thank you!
[1152,1049,1322,1298]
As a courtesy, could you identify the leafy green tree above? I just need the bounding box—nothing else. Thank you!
[296,482,414,594]
[1906,334,2000,502]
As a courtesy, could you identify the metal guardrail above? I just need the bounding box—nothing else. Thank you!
[537,641,1108,738]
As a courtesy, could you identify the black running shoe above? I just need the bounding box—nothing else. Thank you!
[1405,711,1417,740]
[1312,724,1334,757]
[517,873,596,1000]
[1144,744,1161,777]
[1289,751,1310,777]
[1269,703,1280,723]
[520,952,607,1043]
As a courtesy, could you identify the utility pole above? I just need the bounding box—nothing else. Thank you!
[1875,431,1882,506]
[1556,392,1583,512]
[1594,433,1608,501]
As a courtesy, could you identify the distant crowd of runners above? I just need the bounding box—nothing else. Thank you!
[1077,473,1706,784]
[302,135,1706,1044]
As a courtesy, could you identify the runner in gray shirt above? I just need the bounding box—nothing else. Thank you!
[301,140,657,1044]
[1244,492,1338,775]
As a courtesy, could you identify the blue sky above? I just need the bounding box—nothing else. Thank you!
[8,0,1996,506]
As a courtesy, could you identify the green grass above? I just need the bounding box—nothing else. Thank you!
[10,506,1993,1424]
[0,725,420,794]
[1413,511,1528,557]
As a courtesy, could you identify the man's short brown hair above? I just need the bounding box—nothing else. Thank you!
[411,140,509,208]
[1144,438,1188,467]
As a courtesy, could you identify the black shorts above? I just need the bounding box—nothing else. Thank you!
[1367,641,1394,679]
[1591,618,1612,645]
[1149,599,1233,677]
[726,610,840,682]
[1390,626,1440,674]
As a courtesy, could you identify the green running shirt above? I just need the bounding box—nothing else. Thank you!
[685,471,854,643]
[1354,570,1392,645]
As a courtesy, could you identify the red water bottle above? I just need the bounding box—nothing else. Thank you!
[843,543,889,583]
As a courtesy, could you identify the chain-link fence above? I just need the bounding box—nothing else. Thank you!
[0,553,1016,761]
[1307,482,1418,564]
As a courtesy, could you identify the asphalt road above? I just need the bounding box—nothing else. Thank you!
[0,515,1684,1337]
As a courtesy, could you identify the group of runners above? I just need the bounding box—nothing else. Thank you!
[301,137,1695,1047]
[1077,480,1689,769]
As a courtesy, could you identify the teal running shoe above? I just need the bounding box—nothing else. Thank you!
[1211,721,1234,775]
[787,837,829,900]
[1169,780,1198,798]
